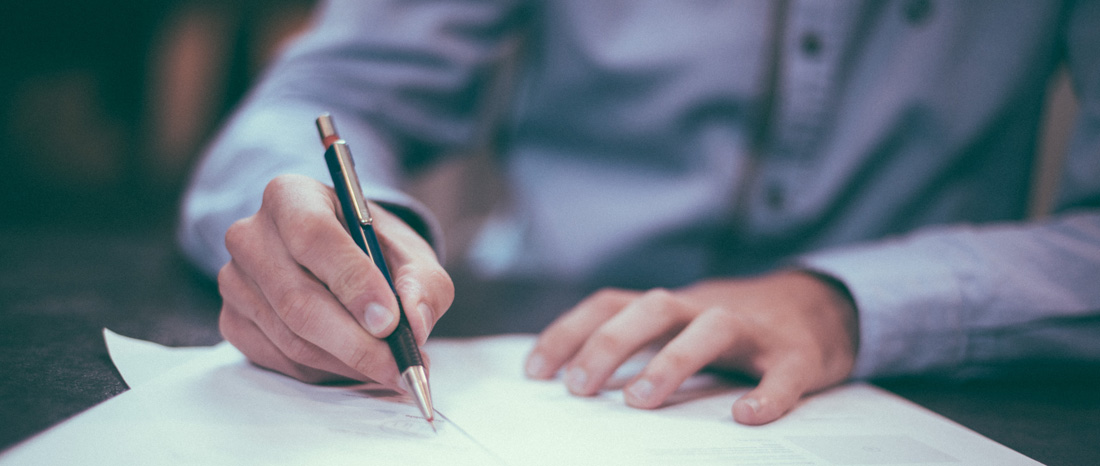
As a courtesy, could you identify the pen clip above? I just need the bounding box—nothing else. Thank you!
[317,113,373,226]
[331,141,373,226]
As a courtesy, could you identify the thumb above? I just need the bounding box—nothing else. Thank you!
[731,360,811,425]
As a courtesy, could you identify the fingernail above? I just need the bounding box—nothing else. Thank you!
[627,378,655,405]
[565,367,588,393]
[416,302,433,345]
[363,303,395,336]
[525,353,546,378]
[740,397,761,414]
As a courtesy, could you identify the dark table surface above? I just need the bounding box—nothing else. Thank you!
[1,226,1098,465]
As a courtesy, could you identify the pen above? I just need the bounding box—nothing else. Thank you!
[315,113,435,424]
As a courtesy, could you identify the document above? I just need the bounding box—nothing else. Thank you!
[0,331,1041,465]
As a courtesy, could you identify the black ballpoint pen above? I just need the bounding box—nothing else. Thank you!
[315,113,435,424]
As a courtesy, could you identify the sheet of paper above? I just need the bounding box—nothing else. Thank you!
[2,332,1040,465]
[104,328,222,388]
[2,333,502,465]
[429,336,1041,466]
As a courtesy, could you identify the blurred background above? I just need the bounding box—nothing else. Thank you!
[0,0,316,230]
[0,0,501,259]
[0,0,1074,245]
[1,2,324,445]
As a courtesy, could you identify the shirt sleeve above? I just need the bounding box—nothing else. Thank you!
[800,1,1100,380]
[176,0,526,276]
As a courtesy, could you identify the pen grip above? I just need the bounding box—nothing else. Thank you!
[364,223,426,371]
[387,304,424,371]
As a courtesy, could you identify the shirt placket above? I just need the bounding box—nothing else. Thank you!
[754,0,854,227]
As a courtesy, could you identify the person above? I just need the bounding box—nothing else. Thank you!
[178,0,1100,425]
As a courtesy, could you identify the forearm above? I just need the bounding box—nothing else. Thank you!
[176,0,524,275]
[177,100,440,277]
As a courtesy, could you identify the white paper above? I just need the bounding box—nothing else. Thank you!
[429,336,1041,466]
[4,333,501,466]
[104,328,222,388]
[1,332,1041,465]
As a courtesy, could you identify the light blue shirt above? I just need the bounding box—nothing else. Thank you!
[179,0,1100,379]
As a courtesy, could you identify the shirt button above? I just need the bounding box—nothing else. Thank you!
[800,32,823,58]
[903,0,933,26]
[765,182,786,210]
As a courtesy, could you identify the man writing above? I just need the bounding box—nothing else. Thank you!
[179,1,1100,425]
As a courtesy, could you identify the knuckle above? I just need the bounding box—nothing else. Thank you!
[328,262,369,298]
[215,264,251,316]
[553,313,591,337]
[705,306,741,328]
[282,215,330,257]
[571,287,633,321]
[276,287,325,333]
[223,219,252,255]
[425,266,454,299]
[280,335,323,369]
[215,263,234,293]
[637,288,689,321]
[262,174,301,204]
[639,288,676,308]
[393,265,424,295]
[591,287,630,303]
[217,307,242,343]
[588,328,628,354]
[654,348,694,373]
[346,344,384,376]
[396,264,453,306]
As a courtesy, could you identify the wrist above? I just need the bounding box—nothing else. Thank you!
[795,268,861,358]
[798,269,856,312]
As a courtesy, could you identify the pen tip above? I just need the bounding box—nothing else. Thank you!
[402,366,435,425]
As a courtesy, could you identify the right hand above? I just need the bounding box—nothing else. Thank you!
[217,174,453,387]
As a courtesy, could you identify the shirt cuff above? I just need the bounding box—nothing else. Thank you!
[798,235,975,379]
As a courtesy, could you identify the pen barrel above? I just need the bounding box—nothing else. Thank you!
[318,117,428,382]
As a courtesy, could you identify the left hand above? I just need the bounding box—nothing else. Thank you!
[524,270,859,425]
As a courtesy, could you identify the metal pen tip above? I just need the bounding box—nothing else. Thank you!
[402,366,434,423]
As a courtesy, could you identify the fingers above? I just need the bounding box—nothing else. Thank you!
[525,273,858,425]
[623,307,743,409]
[221,308,362,384]
[560,289,691,396]
[732,358,812,425]
[622,306,817,420]
[372,206,454,346]
[524,288,638,380]
[220,174,456,387]
[262,176,400,339]
[231,219,400,385]
[217,260,369,383]
[263,175,452,346]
